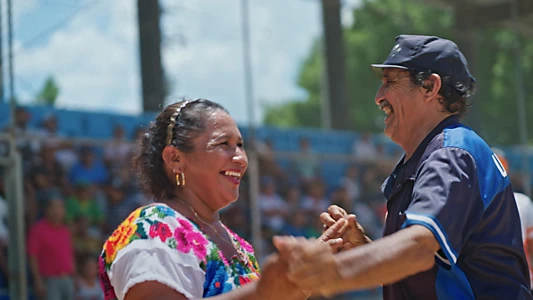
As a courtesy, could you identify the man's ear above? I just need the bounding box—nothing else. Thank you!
[162,146,184,173]
[420,73,442,102]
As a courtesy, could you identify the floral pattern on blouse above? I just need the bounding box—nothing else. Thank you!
[98,203,260,299]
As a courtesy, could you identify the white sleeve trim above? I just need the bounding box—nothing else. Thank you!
[404,213,458,264]
[108,239,206,300]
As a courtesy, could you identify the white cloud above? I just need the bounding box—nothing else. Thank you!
[15,0,140,114]
[161,0,321,124]
[15,0,323,124]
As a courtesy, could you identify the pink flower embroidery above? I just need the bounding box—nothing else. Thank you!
[218,250,229,266]
[174,218,208,260]
[224,225,255,253]
[149,222,172,242]
[234,234,254,253]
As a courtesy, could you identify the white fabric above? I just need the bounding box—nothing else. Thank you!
[514,192,533,288]
[515,193,533,242]
[108,239,206,300]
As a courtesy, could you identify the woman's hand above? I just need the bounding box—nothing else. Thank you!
[320,205,371,251]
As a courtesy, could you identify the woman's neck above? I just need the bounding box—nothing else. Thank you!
[168,190,220,224]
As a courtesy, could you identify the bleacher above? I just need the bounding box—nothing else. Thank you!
[2,102,531,185]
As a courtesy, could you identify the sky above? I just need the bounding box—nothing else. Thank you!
[12,0,358,125]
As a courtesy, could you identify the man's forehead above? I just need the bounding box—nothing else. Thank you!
[382,68,409,78]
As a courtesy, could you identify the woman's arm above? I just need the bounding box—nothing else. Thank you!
[125,281,260,300]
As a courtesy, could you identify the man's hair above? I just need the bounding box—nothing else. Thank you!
[408,70,476,119]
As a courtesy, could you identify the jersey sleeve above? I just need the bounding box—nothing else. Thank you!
[403,147,485,267]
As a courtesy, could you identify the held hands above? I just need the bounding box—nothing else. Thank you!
[256,254,312,300]
[256,219,350,299]
[320,205,371,251]
[273,234,342,297]
[269,205,371,297]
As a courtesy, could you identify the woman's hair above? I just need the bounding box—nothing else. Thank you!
[133,99,228,200]
[409,70,475,119]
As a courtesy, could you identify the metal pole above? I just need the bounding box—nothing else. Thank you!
[5,1,27,298]
[319,37,331,129]
[8,0,14,128]
[511,0,531,197]
[0,0,4,104]
[240,0,262,260]
[6,150,27,300]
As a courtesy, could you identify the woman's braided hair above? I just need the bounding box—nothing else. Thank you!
[132,99,228,200]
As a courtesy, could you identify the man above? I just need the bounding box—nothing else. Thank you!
[274,35,532,299]
[493,147,533,291]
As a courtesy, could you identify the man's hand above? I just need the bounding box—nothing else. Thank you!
[317,218,348,253]
[320,205,371,251]
[273,236,342,297]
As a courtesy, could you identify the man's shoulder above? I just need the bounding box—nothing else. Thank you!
[423,124,493,165]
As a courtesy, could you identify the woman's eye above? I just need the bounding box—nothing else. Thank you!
[237,143,244,148]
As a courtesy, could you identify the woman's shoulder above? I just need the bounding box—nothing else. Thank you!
[100,203,210,271]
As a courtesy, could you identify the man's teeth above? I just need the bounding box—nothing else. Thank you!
[224,171,241,177]
[380,101,392,115]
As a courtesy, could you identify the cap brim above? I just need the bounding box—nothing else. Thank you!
[370,64,408,78]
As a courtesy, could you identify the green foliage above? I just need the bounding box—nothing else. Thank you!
[263,0,533,145]
[35,76,59,106]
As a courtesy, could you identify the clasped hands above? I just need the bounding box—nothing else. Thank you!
[260,205,370,299]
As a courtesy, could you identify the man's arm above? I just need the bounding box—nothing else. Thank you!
[275,224,440,296]
[332,225,439,293]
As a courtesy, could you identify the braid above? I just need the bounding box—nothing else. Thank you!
[165,100,195,146]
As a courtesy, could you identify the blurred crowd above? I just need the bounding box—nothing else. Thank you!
[0,107,402,299]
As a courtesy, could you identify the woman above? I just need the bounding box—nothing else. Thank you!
[98,99,348,300]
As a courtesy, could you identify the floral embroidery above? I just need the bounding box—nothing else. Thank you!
[149,222,172,242]
[99,204,260,299]
[104,208,141,265]
[232,231,254,253]
[174,219,208,260]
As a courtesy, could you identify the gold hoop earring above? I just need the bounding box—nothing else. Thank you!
[181,172,186,186]
[175,173,181,186]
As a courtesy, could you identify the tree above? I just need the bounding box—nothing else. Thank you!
[263,0,533,145]
[35,76,59,106]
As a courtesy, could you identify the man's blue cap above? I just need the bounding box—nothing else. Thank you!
[371,35,476,93]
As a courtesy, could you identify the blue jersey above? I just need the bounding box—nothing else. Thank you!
[382,115,532,299]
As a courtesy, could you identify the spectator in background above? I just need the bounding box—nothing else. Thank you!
[256,138,286,182]
[37,114,77,172]
[65,182,104,230]
[293,137,318,183]
[103,125,133,175]
[9,107,41,171]
[301,179,330,218]
[74,255,104,300]
[102,179,139,236]
[283,211,311,238]
[352,132,376,160]
[72,216,102,262]
[259,176,287,232]
[338,164,361,202]
[284,185,302,214]
[69,146,109,186]
[28,198,75,300]
[30,146,67,188]
[30,167,62,218]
